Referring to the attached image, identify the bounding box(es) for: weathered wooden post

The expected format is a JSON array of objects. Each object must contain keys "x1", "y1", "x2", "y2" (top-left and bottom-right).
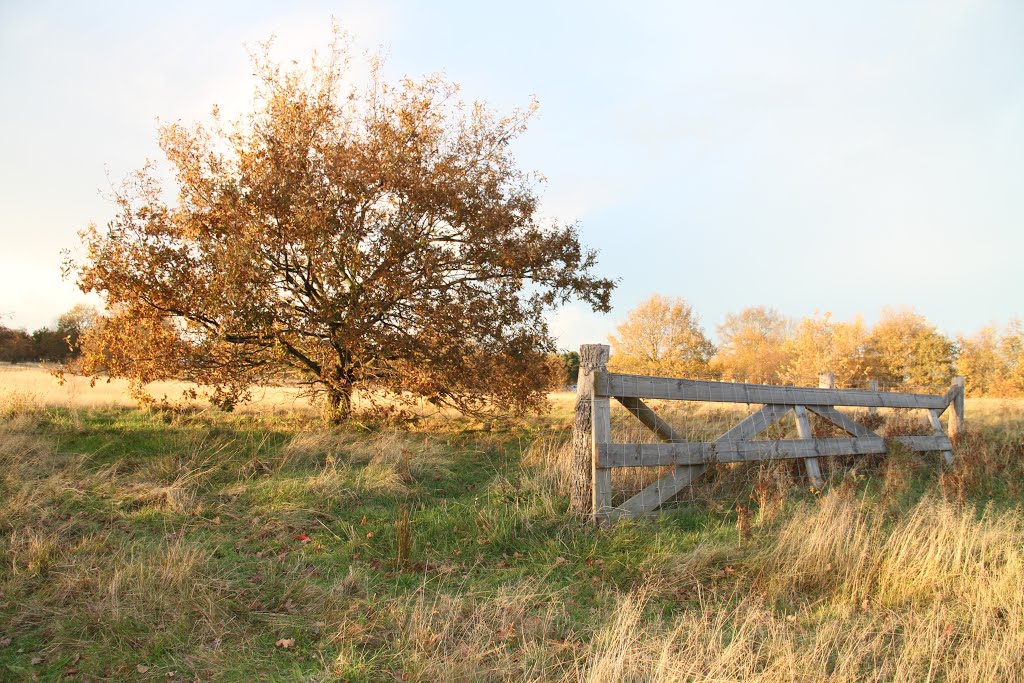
[
  {"x1": 570, "y1": 344, "x2": 610, "y2": 518},
  {"x1": 867, "y1": 380, "x2": 879, "y2": 416},
  {"x1": 795, "y1": 372, "x2": 832, "y2": 489},
  {"x1": 591, "y1": 361, "x2": 613, "y2": 525},
  {"x1": 949, "y1": 375, "x2": 965, "y2": 448}
]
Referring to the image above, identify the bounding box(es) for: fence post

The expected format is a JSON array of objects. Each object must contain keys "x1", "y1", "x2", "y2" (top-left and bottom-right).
[
  {"x1": 867, "y1": 380, "x2": 879, "y2": 415},
  {"x1": 570, "y1": 344, "x2": 610, "y2": 517},
  {"x1": 591, "y1": 357, "x2": 613, "y2": 525},
  {"x1": 794, "y1": 371, "x2": 831, "y2": 489},
  {"x1": 948, "y1": 375, "x2": 965, "y2": 448}
]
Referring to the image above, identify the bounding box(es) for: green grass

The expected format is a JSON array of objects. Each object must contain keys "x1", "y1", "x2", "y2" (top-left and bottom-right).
[{"x1": 2, "y1": 395, "x2": 1024, "y2": 681}]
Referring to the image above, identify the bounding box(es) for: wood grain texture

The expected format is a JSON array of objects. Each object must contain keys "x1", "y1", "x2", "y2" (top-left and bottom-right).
[
  {"x1": 598, "y1": 434, "x2": 953, "y2": 467},
  {"x1": 607, "y1": 403, "x2": 792, "y2": 521},
  {"x1": 949, "y1": 376, "x2": 965, "y2": 449},
  {"x1": 607, "y1": 465, "x2": 704, "y2": 522},
  {"x1": 806, "y1": 405, "x2": 877, "y2": 438},
  {"x1": 571, "y1": 344, "x2": 609, "y2": 517},
  {"x1": 596, "y1": 372, "x2": 947, "y2": 409},
  {"x1": 612, "y1": 395, "x2": 702, "y2": 522},
  {"x1": 615, "y1": 396, "x2": 685, "y2": 442},
  {"x1": 591, "y1": 393, "x2": 613, "y2": 521},
  {"x1": 719, "y1": 403, "x2": 793, "y2": 441},
  {"x1": 794, "y1": 405, "x2": 823, "y2": 487},
  {"x1": 929, "y1": 408, "x2": 954, "y2": 466}
]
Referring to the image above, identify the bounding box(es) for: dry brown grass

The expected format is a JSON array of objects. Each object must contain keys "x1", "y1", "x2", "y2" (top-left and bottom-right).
[
  {"x1": 573, "y1": 492, "x2": 1024, "y2": 682},
  {"x1": 4, "y1": 376, "x2": 1024, "y2": 680},
  {"x1": 284, "y1": 430, "x2": 452, "y2": 499}
]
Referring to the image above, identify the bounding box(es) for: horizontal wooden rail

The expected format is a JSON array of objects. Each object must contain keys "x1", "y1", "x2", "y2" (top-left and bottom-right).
[
  {"x1": 594, "y1": 372, "x2": 948, "y2": 410},
  {"x1": 598, "y1": 434, "x2": 952, "y2": 468}
]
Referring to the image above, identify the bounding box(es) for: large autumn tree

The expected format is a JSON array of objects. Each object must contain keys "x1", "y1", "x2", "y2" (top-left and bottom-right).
[{"x1": 71, "y1": 33, "x2": 614, "y2": 419}]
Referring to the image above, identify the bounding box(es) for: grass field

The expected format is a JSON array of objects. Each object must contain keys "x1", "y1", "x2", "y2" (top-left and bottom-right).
[{"x1": 3, "y1": 364, "x2": 1024, "y2": 681}]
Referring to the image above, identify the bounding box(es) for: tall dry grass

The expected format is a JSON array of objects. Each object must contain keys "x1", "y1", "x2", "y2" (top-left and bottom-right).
[
  {"x1": 282, "y1": 429, "x2": 451, "y2": 498},
  {"x1": 572, "y1": 492, "x2": 1024, "y2": 682}
]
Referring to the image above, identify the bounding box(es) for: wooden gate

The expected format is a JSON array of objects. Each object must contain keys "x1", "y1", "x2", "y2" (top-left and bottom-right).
[{"x1": 572, "y1": 344, "x2": 965, "y2": 524}]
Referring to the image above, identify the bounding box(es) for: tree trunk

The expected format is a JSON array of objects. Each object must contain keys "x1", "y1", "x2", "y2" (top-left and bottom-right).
[
  {"x1": 323, "y1": 384, "x2": 353, "y2": 424},
  {"x1": 570, "y1": 344, "x2": 610, "y2": 517}
]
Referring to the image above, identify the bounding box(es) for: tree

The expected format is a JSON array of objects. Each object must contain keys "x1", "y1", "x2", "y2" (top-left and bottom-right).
[
  {"x1": 957, "y1": 322, "x2": 1024, "y2": 397},
  {"x1": 713, "y1": 306, "x2": 792, "y2": 382},
  {"x1": 560, "y1": 350, "x2": 580, "y2": 389},
  {"x1": 29, "y1": 305, "x2": 98, "y2": 364},
  {"x1": 869, "y1": 308, "x2": 956, "y2": 389},
  {"x1": 957, "y1": 325, "x2": 1006, "y2": 396},
  {"x1": 1003, "y1": 321, "x2": 1024, "y2": 395},
  {"x1": 56, "y1": 303, "x2": 98, "y2": 355},
  {"x1": 69, "y1": 33, "x2": 613, "y2": 419},
  {"x1": 0, "y1": 326, "x2": 34, "y2": 363},
  {"x1": 608, "y1": 295, "x2": 714, "y2": 377},
  {"x1": 31, "y1": 327, "x2": 70, "y2": 363},
  {"x1": 784, "y1": 312, "x2": 878, "y2": 386}
]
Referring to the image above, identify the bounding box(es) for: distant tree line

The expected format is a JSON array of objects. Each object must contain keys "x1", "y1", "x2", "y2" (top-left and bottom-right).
[
  {"x1": 0, "y1": 305, "x2": 96, "y2": 364},
  {"x1": 605, "y1": 295, "x2": 1024, "y2": 396}
]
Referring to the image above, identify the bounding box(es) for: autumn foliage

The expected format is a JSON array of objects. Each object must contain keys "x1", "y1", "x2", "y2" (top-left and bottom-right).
[
  {"x1": 609, "y1": 296, "x2": 1022, "y2": 394},
  {"x1": 69, "y1": 34, "x2": 613, "y2": 419},
  {"x1": 607, "y1": 295, "x2": 714, "y2": 378}
]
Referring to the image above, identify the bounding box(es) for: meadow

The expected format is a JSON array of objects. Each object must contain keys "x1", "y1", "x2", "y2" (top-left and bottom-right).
[{"x1": 3, "y1": 364, "x2": 1024, "y2": 681}]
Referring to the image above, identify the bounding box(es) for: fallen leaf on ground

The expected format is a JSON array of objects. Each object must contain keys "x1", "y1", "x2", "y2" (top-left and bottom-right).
[
  {"x1": 0, "y1": 637, "x2": 10, "y2": 647},
  {"x1": 275, "y1": 638, "x2": 295, "y2": 649},
  {"x1": 137, "y1": 664, "x2": 150, "y2": 673},
  {"x1": 31, "y1": 657, "x2": 42, "y2": 665}
]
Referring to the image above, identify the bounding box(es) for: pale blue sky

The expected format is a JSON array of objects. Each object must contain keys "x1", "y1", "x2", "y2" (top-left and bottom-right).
[{"x1": 1, "y1": 0, "x2": 1021, "y2": 349}]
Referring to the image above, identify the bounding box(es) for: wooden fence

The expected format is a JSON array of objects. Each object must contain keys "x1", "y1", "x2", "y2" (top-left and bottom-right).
[{"x1": 571, "y1": 344, "x2": 966, "y2": 524}]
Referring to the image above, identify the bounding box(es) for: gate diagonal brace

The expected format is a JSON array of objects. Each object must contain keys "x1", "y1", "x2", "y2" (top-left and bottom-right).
[
  {"x1": 804, "y1": 405, "x2": 878, "y2": 439},
  {"x1": 606, "y1": 401, "x2": 793, "y2": 521}
]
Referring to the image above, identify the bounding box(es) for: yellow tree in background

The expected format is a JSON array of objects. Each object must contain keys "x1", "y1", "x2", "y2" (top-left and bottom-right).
[
  {"x1": 608, "y1": 295, "x2": 715, "y2": 377},
  {"x1": 713, "y1": 306, "x2": 791, "y2": 382},
  {"x1": 1005, "y1": 322, "x2": 1024, "y2": 394},
  {"x1": 957, "y1": 322, "x2": 1024, "y2": 396},
  {"x1": 869, "y1": 308, "x2": 956, "y2": 389},
  {"x1": 784, "y1": 312, "x2": 878, "y2": 386}
]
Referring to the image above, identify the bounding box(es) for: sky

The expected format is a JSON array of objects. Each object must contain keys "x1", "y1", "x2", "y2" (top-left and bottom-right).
[{"x1": 1, "y1": 0, "x2": 1022, "y2": 350}]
